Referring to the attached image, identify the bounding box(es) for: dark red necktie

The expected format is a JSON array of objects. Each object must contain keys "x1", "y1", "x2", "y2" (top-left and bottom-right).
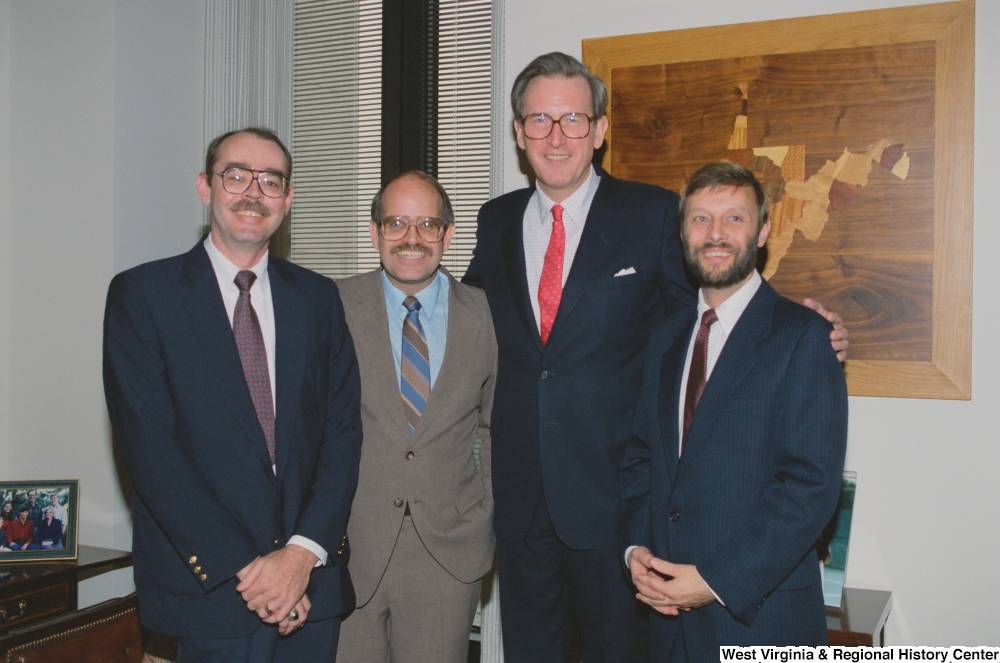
[
  {"x1": 682, "y1": 308, "x2": 718, "y2": 452},
  {"x1": 538, "y1": 204, "x2": 565, "y2": 346},
  {"x1": 233, "y1": 271, "x2": 276, "y2": 465}
]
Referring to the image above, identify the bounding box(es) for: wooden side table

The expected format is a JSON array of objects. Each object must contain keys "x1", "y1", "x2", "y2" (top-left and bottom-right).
[
  {"x1": 827, "y1": 588, "x2": 893, "y2": 646},
  {"x1": 0, "y1": 545, "x2": 132, "y2": 635}
]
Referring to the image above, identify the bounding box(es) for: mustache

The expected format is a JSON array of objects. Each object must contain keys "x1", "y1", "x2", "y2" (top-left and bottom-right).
[
  {"x1": 390, "y1": 243, "x2": 431, "y2": 256},
  {"x1": 693, "y1": 241, "x2": 739, "y2": 253},
  {"x1": 229, "y1": 200, "x2": 272, "y2": 217}
]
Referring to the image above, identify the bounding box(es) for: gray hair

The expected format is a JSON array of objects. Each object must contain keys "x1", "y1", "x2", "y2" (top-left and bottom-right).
[
  {"x1": 370, "y1": 171, "x2": 455, "y2": 226},
  {"x1": 511, "y1": 52, "x2": 608, "y2": 120},
  {"x1": 679, "y1": 161, "x2": 770, "y2": 229}
]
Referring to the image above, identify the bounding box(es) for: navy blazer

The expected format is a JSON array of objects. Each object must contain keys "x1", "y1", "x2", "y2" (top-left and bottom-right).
[
  {"x1": 619, "y1": 280, "x2": 848, "y2": 659},
  {"x1": 464, "y1": 168, "x2": 694, "y2": 550},
  {"x1": 103, "y1": 241, "x2": 362, "y2": 638}
]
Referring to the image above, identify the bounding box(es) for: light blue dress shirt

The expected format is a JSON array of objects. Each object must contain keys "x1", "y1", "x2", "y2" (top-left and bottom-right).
[{"x1": 381, "y1": 269, "x2": 449, "y2": 388}]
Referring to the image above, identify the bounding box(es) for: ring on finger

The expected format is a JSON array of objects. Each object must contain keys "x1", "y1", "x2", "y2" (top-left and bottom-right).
[
  {"x1": 263, "y1": 604, "x2": 274, "y2": 616},
  {"x1": 288, "y1": 609, "x2": 299, "y2": 622}
]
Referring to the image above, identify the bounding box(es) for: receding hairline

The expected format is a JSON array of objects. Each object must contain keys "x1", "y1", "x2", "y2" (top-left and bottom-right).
[{"x1": 214, "y1": 134, "x2": 289, "y2": 173}]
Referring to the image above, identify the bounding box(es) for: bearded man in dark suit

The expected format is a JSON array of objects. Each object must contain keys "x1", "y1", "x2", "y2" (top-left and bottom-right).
[{"x1": 621, "y1": 162, "x2": 848, "y2": 662}]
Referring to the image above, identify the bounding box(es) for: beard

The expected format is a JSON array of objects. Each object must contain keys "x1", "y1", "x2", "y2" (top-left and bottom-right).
[{"x1": 683, "y1": 232, "x2": 760, "y2": 289}]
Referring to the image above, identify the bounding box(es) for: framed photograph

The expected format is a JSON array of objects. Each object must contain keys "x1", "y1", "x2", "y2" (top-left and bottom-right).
[
  {"x1": 0, "y1": 480, "x2": 79, "y2": 562},
  {"x1": 817, "y1": 472, "x2": 857, "y2": 613}
]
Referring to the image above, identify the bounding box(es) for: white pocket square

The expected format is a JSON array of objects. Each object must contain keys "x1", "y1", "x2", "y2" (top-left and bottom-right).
[{"x1": 614, "y1": 267, "x2": 637, "y2": 277}]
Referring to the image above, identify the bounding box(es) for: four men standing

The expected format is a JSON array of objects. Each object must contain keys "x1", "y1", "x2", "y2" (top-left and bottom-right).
[{"x1": 102, "y1": 51, "x2": 849, "y2": 663}]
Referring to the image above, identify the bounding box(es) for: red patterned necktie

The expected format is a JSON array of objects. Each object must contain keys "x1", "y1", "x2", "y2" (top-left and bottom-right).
[
  {"x1": 233, "y1": 270, "x2": 276, "y2": 465},
  {"x1": 682, "y1": 308, "x2": 718, "y2": 453},
  {"x1": 538, "y1": 204, "x2": 565, "y2": 346}
]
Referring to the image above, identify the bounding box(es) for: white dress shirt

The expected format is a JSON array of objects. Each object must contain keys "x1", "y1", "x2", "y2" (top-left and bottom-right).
[
  {"x1": 677, "y1": 270, "x2": 763, "y2": 446},
  {"x1": 203, "y1": 236, "x2": 328, "y2": 567},
  {"x1": 523, "y1": 165, "x2": 601, "y2": 329},
  {"x1": 626, "y1": 271, "x2": 763, "y2": 603}
]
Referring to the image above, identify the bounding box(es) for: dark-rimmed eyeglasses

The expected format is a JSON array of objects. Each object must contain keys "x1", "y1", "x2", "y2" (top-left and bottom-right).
[
  {"x1": 377, "y1": 216, "x2": 449, "y2": 243},
  {"x1": 214, "y1": 167, "x2": 289, "y2": 198},
  {"x1": 520, "y1": 113, "x2": 593, "y2": 140}
]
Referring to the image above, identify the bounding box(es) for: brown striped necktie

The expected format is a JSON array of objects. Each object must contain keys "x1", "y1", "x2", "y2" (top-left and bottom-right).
[{"x1": 400, "y1": 296, "x2": 430, "y2": 435}]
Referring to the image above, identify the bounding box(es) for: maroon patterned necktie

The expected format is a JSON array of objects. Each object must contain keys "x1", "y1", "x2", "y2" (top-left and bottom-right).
[
  {"x1": 538, "y1": 204, "x2": 565, "y2": 346},
  {"x1": 682, "y1": 308, "x2": 718, "y2": 453},
  {"x1": 233, "y1": 270, "x2": 276, "y2": 465}
]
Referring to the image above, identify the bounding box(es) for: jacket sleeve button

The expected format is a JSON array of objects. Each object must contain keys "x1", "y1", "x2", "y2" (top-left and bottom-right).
[
  {"x1": 189, "y1": 556, "x2": 197, "y2": 565},
  {"x1": 668, "y1": 511, "x2": 681, "y2": 522},
  {"x1": 200, "y1": 574, "x2": 208, "y2": 582}
]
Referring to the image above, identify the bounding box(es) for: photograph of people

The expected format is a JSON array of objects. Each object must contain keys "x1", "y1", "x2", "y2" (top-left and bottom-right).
[
  {"x1": 4, "y1": 504, "x2": 39, "y2": 550},
  {"x1": 37, "y1": 506, "x2": 64, "y2": 549}
]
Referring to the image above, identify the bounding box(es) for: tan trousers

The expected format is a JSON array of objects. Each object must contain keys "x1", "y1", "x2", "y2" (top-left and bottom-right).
[{"x1": 337, "y1": 516, "x2": 482, "y2": 663}]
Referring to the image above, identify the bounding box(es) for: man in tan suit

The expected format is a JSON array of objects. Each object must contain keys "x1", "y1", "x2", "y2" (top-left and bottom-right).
[{"x1": 336, "y1": 171, "x2": 496, "y2": 663}]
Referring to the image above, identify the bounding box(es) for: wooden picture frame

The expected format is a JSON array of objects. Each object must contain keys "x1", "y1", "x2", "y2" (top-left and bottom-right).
[
  {"x1": 583, "y1": 1, "x2": 974, "y2": 399},
  {"x1": 0, "y1": 480, "x2": 80, "y2": 562}
]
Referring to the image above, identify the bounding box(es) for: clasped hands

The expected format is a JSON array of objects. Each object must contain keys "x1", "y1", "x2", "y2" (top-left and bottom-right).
[
  {"x1": 236, "y1": 544, "x2": 318, "y2": 635},
  {"x1": 628, "y1": 546, "x2": 716, "y2": 616}
]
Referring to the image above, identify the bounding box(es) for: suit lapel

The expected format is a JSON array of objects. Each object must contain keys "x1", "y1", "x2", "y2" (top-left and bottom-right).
[
  {"x1": 547, "y1": 174, "x2": 626, "y2": 344},
  {"x1": 501, "y1": 189, "x2": 543, "y2": 351},
  {"x1": 180, "y1": 244, "x2": 274, "y2": 476},
  {"x1": 658, "y1": 312, "x2": 696, "y2": 481},
  {"x1": 673, "y1": 283, "x2": 777, "y2": 485},
  {"x1": 350, "y1": 271, "x2": 411, "y2": 440},
  {"x1": 270, "y1": 259, "x2": 307, "y2": 484},
  {"x1": 410, "y1": 269, "x2": 481, "y2": 443}
]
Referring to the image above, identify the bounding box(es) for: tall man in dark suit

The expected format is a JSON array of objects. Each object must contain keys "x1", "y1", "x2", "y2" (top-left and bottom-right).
[
  {"x1": 336, "y1": 172, "x2": 496, "y2": 663},
  {"x1": 463, "y1": 52, "x2": 848, "y2": 662},
  {"x1": 104, "y1": 128, "x2": 362, "y2": 663},
  {"x1": 620, "y1": 162, "x2": 848, "y2": 662}
]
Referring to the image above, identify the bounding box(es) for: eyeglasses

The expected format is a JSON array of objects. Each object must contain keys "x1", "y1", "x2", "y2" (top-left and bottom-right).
[
  {"x1": 377, "y1": 216, "x2": 449, "y2": 243},
  {"x1": 520, "y1": 113, "x2": 593, "y2": 140},
  {"x1": 214, "y1": 167, "x2": 289, "y2": 198}
]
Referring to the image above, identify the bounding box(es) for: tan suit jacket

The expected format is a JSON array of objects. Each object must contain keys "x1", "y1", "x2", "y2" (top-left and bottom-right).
[{"x1": 338, "y1": 268, "x2": 496, "y2": 606}]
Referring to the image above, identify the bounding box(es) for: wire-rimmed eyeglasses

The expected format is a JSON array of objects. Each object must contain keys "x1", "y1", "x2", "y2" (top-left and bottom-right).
[
  {"x1": 214, "y1": 167, "x2": 289, "y2": 198},
  {"x1": 377, "y1": 216, "x2": 450, "y2": 243}
]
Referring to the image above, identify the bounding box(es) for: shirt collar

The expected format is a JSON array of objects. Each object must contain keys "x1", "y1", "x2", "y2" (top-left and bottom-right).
[
  {"x1": 533, "y1": 164, "x2": 600, "y2": 228},
  {"x1": 696, "y1": 270, "x2": 762, "y2": 335},
  {"x1": 203, "y1": 235, "x2": 269, "y2": 288},
  {"x1": 381, "y1": 268, "x2": 444, "y2": 321}
]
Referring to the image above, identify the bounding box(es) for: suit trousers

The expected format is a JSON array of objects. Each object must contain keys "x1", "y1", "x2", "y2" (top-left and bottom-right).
[
  {"x1": 337, "y1": 515, "x2": 482, "y2": 663},
  {"x1": 496, "y1": 484, "x2": 649, "y2": 663},
  {"x1": 176, "y1": 615, "x2": 341, "y2": 663}
]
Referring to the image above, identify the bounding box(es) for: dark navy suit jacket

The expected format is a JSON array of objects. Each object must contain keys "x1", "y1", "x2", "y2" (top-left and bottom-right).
[
  {"x1": 103, "y1": 241, "x2": 362, "y2": 638},
  {"x1": 463, "y1": 168, "x2": 694, "y2": 550},
  {"x1": 619, "y1": 280, "x2": 848, "y2": 660}
]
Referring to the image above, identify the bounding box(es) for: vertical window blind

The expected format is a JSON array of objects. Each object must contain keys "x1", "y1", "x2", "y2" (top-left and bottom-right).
[
  {"x1": 437, "y1": 0, "x2": 492, "y2": 276},
  {"x1": 291, "y1": 0, "x2": 493, "y2": 280},
  {"x1": 292, "y1": 0, "x2": 382, "y2": 277}
]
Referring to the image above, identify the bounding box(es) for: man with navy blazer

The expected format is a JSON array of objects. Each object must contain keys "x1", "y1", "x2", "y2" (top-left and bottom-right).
[
  {"x1": 104, "y1": 128, "x2": 362, "y2": 663},
  {"x1": 620, "y1": 162, "x2": 848, "y2": 662},
  {"x1": 464, "y1": 53, "x2": 848, "y2": 663}
]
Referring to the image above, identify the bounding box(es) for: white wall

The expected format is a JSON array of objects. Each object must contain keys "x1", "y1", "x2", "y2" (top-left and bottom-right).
[
  {"x1": 501, "y1": 0, "x2": 999, "y2": 645},
  {"x1": 0, "y1": 0, "x2": 205, "y2": 606}
]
